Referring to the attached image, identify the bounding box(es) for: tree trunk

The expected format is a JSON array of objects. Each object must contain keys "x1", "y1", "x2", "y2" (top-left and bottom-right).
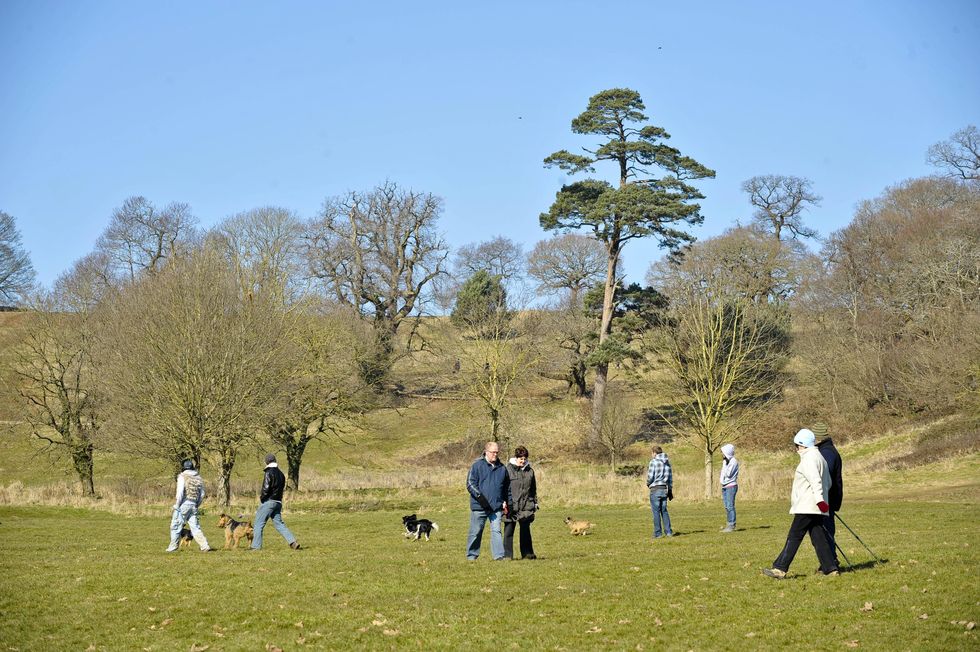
[
  {"x1": 490, "y1": 407, "x2": 500, "y2": 442},
  {"x1": 219, "y1": 448, "x2": 236, "y2": 507},
  {"x1": 72, "y1": 443, "x2": 95, "y2": 497},
  {"x1": 361, "y1": 319, "x2": 397, "y2": 389},
  {"x1": 704, "y1": 450, "x2": 714, "y2": 499},
  {"x1": 590, "y1": 368, "x2": 607, "y2": 443},
  {"x1": 571, "y1": 361, "x2": 588, "y2": 397},
  {"x1": 284, "y1": 434, "x2": 310, "y2": 491},
  {"x1": 590, "y1": 245, "x2": 619, "y2": 443}
]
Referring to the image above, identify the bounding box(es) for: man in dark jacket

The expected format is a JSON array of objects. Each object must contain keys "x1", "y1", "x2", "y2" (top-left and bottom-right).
[
  {"x1": 814, "y1": 422, "x2": 843, "y2": 566},
  {"x1": 465, "y1": 441, "x2": 511, "y2": 560},
  {"x1": 250, "y1": 453, "x2": 301, "y2": 550}
]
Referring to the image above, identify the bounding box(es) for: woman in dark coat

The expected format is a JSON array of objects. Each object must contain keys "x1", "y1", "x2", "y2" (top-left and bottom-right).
[{"x1": 503, "y1": 445, "x2": 538, "y2": 560}]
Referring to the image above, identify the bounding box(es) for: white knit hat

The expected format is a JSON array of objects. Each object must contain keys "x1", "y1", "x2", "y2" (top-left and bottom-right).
[
  {"x1": 793, "y1": 428, "x2": 816, "y2": 448},
  {"x1": 721, "y1": 443, "x2": 735, "y2": 458}
]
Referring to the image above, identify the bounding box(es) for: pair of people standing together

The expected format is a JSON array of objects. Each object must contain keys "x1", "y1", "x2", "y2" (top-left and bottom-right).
[
  {"x1": 465, "y1": 442, "x2": 538, "y2": 560},
  {"x1": 645, "y1": 443, "x2": 740, "y2": 539}
]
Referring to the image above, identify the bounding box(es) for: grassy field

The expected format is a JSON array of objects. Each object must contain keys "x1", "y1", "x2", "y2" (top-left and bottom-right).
[
  {"x1": 3, "y1": 313, "x2": 979, "y2": 650},
  {"x1": 1, "y1": 500, "x2": 977, "y2": 651}
]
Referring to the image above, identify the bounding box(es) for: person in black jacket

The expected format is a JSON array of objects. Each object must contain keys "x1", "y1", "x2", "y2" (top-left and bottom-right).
[
  {"x1": 813, "y1": 422, "x2": 842, "y2": 566},
  {"x1": 502, "y1": 445, "x2": 538, "y2": 560},
  {"x1": 249, "y1": 453, "x2": 301, "y2": 550}
]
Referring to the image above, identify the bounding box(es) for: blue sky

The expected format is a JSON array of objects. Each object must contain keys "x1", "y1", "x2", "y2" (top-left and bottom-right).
[{"x1": 2, "y1": 1, "x2": 978, "y2": 289}]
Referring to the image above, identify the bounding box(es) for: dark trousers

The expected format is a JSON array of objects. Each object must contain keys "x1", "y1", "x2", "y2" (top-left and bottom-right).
[
  {"x1": 503, "y1": 518, "x2": 534, "y2": 559},
  {"x1": 773, "y1": 513, "x2": 839, "y2": 573}
]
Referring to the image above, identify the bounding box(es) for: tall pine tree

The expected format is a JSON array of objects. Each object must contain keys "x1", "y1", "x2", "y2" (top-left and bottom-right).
[{"x1": 541, "y1": 88, "x2": 714, "y2": 443}]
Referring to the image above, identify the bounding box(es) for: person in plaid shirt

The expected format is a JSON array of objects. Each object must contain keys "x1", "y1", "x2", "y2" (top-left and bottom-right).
[{"x1": 645, "y1": 446, "x2": 674, "y2": 538}]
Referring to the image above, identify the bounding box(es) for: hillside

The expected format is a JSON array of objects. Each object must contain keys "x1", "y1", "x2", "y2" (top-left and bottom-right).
[{"x1": 2, "y1": 308, "x2": 978, "y2": 511}]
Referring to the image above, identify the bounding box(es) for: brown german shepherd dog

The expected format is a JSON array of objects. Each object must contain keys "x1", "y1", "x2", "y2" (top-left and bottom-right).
[{"x1": 217, "y1": 513, "x2": 255, "y2": 549}]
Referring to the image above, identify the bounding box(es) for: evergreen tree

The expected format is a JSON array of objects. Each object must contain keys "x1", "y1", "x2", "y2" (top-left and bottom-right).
[{"x1": 541, "y1": 88, "x2": 714, "y2": 442}]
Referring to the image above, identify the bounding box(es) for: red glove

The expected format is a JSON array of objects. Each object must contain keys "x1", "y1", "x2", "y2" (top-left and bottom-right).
[{"x1": 817, "y1": 501, "x2": 829, "y2": 514}]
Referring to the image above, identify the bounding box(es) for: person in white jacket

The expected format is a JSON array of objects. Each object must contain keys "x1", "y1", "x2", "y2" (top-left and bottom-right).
[
  {"x1": 166, "y1": 459, "x2": 212, "y2": 552},
  {"x1": 762, "y1": 429, "x2": 839, "y2": 578},
  {"x1": 718, "y1": 443, "x2": 739, "y2": 533}
]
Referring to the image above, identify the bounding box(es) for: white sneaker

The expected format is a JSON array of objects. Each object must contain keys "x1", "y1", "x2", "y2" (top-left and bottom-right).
[{"x1": 165, "y1": 547, "x2": 178, "y2": 553}]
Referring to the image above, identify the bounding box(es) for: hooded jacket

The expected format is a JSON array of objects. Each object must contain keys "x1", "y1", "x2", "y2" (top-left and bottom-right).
[
  {"x1": 173, "y1": 469, "x2": 205, "y2": 508},
  {"x1": 504, "y1": 458, "x2": 538, "y2": 522},
  {"x1": 817, "y1": 437, "x2": 843, "y2": 512},
  {"x1": 790, "y1": 447, "x2": 831, "y2": 514},
  {"x1": 719, "y1": 444, "x2": 739, "y2": 488}
]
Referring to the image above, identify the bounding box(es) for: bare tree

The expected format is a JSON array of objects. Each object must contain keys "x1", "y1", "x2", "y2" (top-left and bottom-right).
[
  {"x1": 210, "y1": 206, "x2": 304, "y2": 307},
  {"x1": 537, "y1": 300, "x2": 595, "y2": 397},
  {"x1": 741, "y1": 175, "x2": 821, "y2": 241},
  {"x1": 648, "y1": 226, "x2": 814, "y2": 306},
  {"x1": 454, "y1": 306, "x2": 544, "y2": 442},
  {"x1": 97, "y1": 196, "x2": 198, "y2": 281},
  {"x1": 305, "y1": 181, "x2": 449, "y2": 388},
  {"x1": 657, "y1": 294, "x2": 789, "y2": 498},
  {"x1": 527, "y1": 233, "x2": 607, "y2": 306},
  {"x1": 16, "y1": 294, "x2": 99, "y2": 495},
  {"x1": 653, "y1": 233, "x2": 792, "y2": 497},
  {"x1": 800, "y1": 177, "x2": 980, "y2": 415},
  {"x1": 927, "y1": 125, "x2": 980, "y2": 184},
  {"x1": 100, "y1": 248, "x2": 290, "y2": 505},
  {"x1": 53, "y1": 251, "x2": 118, "y2": 312},
  {"x1": 596, "y1": 383, "x2": 640, "y2": 469},
  {"x1": 271, "y1": 305, "x2": 370, "y2": 489},
  {"x1": 455, "y1": 236, "x2": 525, "y2": 281},
  {"x1": 0, "y1": 211, "x2": 36, "y2": 305}
]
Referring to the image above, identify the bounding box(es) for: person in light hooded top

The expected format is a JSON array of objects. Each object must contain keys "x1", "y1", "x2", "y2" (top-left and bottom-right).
[
  {"x1": 166, "y1": 459, "x2": 212, "y2": 552},
  {"x1": 762, "y1": 429, "x2": 840, "y2": 578},
  {"x1": 718, "y1": 443, "x2": 739, "y2": 533}
]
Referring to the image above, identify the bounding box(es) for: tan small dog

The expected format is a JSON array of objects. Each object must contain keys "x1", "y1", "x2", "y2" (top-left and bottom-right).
[
  {"x1": 217, "y1": 513, "x2": 254, "y2": 549},
  {"x1": 564, "y1": 516, "x2": 594, "y2": 536}
]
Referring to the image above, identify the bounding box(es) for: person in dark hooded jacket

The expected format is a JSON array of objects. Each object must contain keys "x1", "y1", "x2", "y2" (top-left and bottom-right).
[
  {"x1": 814, "y1": 422, "x2": 843, "y2": 566},
  {"x1": 503, "y1": 445, "x2": 538, "y2": 560}
]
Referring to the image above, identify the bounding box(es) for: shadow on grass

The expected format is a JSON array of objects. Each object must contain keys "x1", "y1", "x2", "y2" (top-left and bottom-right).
[
  {"x1": 766, "y1": 559, "x2": 889, "y2": 580},
  {"x1": 843, "y1": 559, "x2": 888, "y2": 573}
]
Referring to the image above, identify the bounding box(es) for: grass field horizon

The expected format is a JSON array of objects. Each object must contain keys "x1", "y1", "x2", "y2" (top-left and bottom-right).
[
  {"x1": 2, "y1": 500, "x2": 977, "y2": 651},
  {"x1": 2, "y1": 411, "x2": 979, "y2": 650}
]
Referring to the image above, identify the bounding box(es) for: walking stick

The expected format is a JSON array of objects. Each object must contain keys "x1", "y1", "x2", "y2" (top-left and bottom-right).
[
  {"x1": 835, "y1": 513, "x2": 883, "y2": 564},
  {"x1": 822, "y1": 523, "x2": 853, "y2": 570}
]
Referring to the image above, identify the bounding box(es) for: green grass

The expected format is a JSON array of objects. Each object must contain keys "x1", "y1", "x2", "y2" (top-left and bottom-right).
[{"x1": 2, "y1": 501, "x2": 977, "y2": 651}]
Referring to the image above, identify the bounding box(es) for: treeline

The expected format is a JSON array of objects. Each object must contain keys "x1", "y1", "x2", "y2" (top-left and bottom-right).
[{"x1": 2, "y1": 91, "x2": 978, "y2": 500}]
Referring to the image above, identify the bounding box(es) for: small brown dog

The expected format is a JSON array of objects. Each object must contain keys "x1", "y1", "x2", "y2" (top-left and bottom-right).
[
  {"x1": 564, "y1": 516, "x2": 594, "y2": 536},
  {"x1": 217, "y1": 513, "x2": 254, "y2": 549}
]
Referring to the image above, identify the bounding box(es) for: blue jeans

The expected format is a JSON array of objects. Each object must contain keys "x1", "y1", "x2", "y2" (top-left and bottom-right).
[
  {"x1": 251, "y1": 500, "x2": 296, "y2": 549},
  {"x1": 649, "y1": 487, "x2": 672, "y2": 537},
  {"x1": 722, "y1": 486, "x2": 738, "y2": 525},
  {"x1": 167, "y1": 501, "x2": 209, "y2": 551},
  {"x1": 466, "y1": 509, "x2": 504, "y2": 559}
]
